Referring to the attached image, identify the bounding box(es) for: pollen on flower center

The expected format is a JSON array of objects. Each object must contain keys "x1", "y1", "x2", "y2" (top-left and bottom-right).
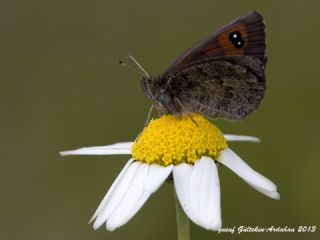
[{"x1": 132, "y1": 114, "x2": 228, "y2": 166}]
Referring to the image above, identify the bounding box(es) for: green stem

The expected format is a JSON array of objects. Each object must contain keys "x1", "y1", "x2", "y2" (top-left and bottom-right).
[{"x1": 174, "y1": 191, "x2": 190, "y2": 240}]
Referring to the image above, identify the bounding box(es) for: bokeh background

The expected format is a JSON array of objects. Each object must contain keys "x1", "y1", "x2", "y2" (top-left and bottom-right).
[{"x1": 1, "y1": 0, "x2": 319, "y2": 239}]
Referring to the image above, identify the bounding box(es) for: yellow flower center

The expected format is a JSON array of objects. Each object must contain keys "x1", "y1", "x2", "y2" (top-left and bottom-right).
[{"x1": 132, "y1": 114, "x2": 228, "y2": 166}]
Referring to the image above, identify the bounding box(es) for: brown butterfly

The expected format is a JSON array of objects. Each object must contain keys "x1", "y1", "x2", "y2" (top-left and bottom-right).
[{"x1": 139, "y1": 11, "x2": 266, "y2": 120}]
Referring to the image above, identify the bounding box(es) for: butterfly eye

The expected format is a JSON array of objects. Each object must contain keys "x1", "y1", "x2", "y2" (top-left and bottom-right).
[
  {"x1": 141, "y1": 77, "x2": 156, "y2": 100},
  {"x1": 229, "y1": 31, "x2": 244, "y2": 48}
]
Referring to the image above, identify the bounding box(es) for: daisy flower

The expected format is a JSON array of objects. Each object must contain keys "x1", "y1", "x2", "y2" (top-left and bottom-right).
[{"x1": 60, "y1": 114, "x2": 279, "y2": 232}]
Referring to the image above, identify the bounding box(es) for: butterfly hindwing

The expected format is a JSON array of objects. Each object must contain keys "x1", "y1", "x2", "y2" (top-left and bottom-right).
[{"x1": 164, "y1": 55, "x2": 266, "y2": 120}]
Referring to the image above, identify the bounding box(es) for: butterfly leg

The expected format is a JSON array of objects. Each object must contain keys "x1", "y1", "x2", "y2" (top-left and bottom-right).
[
  {"x1": 135, "y1": 104, "x2": 154, "y2": 142},
  {"x1": 174, "y1": 98, "x2": 198, "y2": 127},
  {"x1": 144, "y1": 104, "x2": 154, "y2": 128}
]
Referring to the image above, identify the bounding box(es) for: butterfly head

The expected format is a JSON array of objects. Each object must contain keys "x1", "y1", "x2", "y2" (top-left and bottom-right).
[
  {"x1": 141, "y1": 75, "x2": 183, "y2": 115},
  {"x1": 141, "y1": 76, "x2": 159, "y2": 100}
]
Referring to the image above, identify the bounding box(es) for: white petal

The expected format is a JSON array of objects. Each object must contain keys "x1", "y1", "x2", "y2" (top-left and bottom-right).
[
  {"x1": 60, "y1": 142, "x2": 133, "y2": 156},
  {"x1": 173, "y1": 163, "x2": 196, "y2": 223},
  {"x1": 173, "y1": 160, "x2": 221, "y2": 231},
  {"x1": 93, "y1": 161, "x2": 139, "y2": 229},
  {"x1": 89, "y1": 159, "x2": 134, "y2": 224},
  {"x1": 106, "y1": 162, "x2": 149, "y2": 231},
  {"x1": 144, "y1": 164, "x2": 173, "y2": 192},
  {"x1": 99, "y1": 142, "x2": 133, "y2": 149},
  {"x1": 224, "y1": 134, "x2": 260, "y2": 143},
  {"x1": 91, "y1": 161, "x2": 172, "y2": 231},
  {"x1": 120, "y1": 164, "x2": 173, "y2": 228},
  {"x1": 246, "y1": 183, "x2": 280, "y2": 199},
  {"x1": 105, "y1": 163, "x2": 172, "y2": 231},
  {"x1": 190, "y1": 157, "x2": 221, "y2": 230},
  {"x1": 218, "y1": 148, "x2": 280, "y2": 199}
]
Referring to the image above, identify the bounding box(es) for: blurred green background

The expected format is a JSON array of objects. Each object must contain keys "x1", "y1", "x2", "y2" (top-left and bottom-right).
[{"x1": 1, "y1": 0, "x2": 319, "y2": 239}]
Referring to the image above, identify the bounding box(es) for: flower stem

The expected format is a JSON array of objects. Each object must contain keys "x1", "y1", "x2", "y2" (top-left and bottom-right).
[{"x1": 174, "y1": 191, "x2": 190, "y2": 240}]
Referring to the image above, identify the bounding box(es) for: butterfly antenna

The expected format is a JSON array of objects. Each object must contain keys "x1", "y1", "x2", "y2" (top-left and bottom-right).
[
  {"x1": 127, "y1": 53, "x2": 151, "y2": 79},
  {"x1": 119, "y1": 60, "x2": 147, "y2": 77}
]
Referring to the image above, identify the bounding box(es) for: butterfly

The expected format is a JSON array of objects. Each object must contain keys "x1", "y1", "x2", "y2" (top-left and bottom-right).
[{"x1": 134, "y1": 11, "x2": 266, "y2": 120}]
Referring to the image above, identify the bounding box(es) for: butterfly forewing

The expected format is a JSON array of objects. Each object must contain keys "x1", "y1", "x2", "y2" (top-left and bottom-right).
[{"x1": 165, "y1": 11, "x2": 266, "y2": 74}]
